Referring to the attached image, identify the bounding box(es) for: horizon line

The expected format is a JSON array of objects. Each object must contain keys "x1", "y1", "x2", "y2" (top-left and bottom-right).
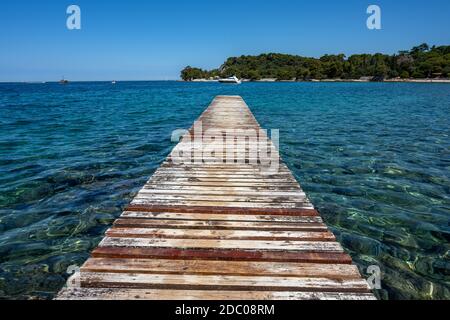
[{"x1": 0, "y1": 79, "x2": 182, "y2": 84}]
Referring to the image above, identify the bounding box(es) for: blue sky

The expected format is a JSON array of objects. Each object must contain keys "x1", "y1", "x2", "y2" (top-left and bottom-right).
[{"x1": 1, "y1": 0, "x2": 450, "y2": 81}]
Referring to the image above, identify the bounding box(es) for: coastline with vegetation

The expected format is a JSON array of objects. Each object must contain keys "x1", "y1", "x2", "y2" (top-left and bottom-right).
[{"x1": 181, "y1": 43, "x2": 450, "y2": 83}]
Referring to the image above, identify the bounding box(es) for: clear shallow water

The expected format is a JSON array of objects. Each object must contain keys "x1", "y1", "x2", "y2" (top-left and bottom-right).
[{"x1": 0, "y1": 81, "x2": 449, "y2": 299}]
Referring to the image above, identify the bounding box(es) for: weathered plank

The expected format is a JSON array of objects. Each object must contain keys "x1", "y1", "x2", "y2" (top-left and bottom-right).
[
  {"x1": 137, "y1": 189, "x2": 306, "y2": 198},
  {"x1": 91, "y1": 247, "x2": 353, "y2": 263},
  {"x1": 57, "y1": 288, "x2": 377, "y2": 300},
  {"x1": 98, "y1": 237, "x2": 345, "y2": 252},
  {"x1": 106, "y1": 228, "x2": 335, "y2": 241},
  {"x1": 112, "y1": 218, "x2": 328, "y2": 231},
  {"x1": 131, "y1": 199, "x2": 314, "y2": 209},
  {"x1": 125, "y1": 205, "x2": 320, "y2": 216},
  {"x1": 81, "y1": 259, "x2": 360, "y2": 278},
  {"x1": 134, "y1": 193, "x2": 307, "y2": 203},
  {"x1": 78, "y1": 272, "x2": 371, "y2": 293},
  {"x1": 121, "y1": 211, "x2": 323, "y2": 223}
]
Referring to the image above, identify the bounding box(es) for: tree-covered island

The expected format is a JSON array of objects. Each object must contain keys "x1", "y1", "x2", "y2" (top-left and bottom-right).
[{"x1": 181, "y1": 44, "x2": 450, "y2": 81}]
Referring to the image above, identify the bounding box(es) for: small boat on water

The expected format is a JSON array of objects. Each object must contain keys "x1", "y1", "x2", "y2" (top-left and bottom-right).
[
  {"x1": 219, "y1": 76, "x2": 241, "y2": 84},
  {"x1": 112, "y1": 80, "x2": 117, "y2": 84},
  {"x1": 59, "y1": 77, "x2": 69, "y2": 84}
]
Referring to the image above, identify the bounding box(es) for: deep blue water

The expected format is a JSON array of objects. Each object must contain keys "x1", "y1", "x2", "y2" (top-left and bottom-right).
[{"x1": 0, "y1": 81, "x2": 449, "y2": 299}]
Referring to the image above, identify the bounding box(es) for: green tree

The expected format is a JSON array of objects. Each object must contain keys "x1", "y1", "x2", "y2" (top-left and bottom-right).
[
  {"x1": 181, "y1": 66, "x2": 207, "y2": 81},
  {"x1": 400, "y1": 71, "x2": 410, "y2": 78}
]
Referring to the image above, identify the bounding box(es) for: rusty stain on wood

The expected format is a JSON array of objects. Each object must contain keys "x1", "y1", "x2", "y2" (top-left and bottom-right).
[{"x1": 57, "y1": 96, "x2": 375, "y2": 300}]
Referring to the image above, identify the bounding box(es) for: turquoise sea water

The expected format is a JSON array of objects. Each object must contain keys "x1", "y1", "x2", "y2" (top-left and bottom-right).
[{"x1": 0, "y1": 81, "x2": 449, "y2": 299}]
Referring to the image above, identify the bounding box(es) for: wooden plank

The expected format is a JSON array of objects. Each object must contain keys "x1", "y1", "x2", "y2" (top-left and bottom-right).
[
  {"x1": 160, "y1": 163, "x2": 290, "y2": 170},
  {"x1": 133, "y1": 194, "x2": 308, "y2": 204},
  {"x1": 131, "y1": 199, "x2": 314, "y2": 209},
  {"x1": 106, "y1": 228, "x2": 336, "y2": 241},
  {"x1": 113, "y1": 218, "x2": 328, "y2": 232},
  {"x1": 78, "y1": 272, "x2": 371, "y2": 293},
  {"x1": 150, "y1": 177, "x2": 299, "y2": 183},
  {"x1": 166, "y1": 159, "x2": 279, "y2": 165},
  {"x1": 146, "y1": 184, "x2": 298, "y2": 190},
  {"x1": 81, "y1": 258, "x2": 360, "y2": 279},
  {"x1": 125, "y1": 205, "x2": 320, "y2": 216},
  {"x1": 98, "y1": 237, "x2": 345, "y2": 252},
  {"x1": 121, "y1": 211, "x2": 323, "y2": 223},
  {"x1": 135, "y1": 191, "x2": 306, "y2": 200},
  {"x1": 158, "y1": 165, "x2": 290, "y2": 172},
  {"x1": 146, "y1": 181, "x2": 302, "y2": 188},
  {"x1": 92, "y1": 247, "x2": 353, "y2": 264},
  {"x1": 152, "y1": 171, "x2": 289, "y2": 177},
  {"x1": 57, "y1": 288, "x2": 376, "y2": 300},
  {"x1": 138, "y1": 189, "x2": 306, "y2": 198},
  {"x1": 143, "y1": 185, "x2": 302, "y2": 192}
]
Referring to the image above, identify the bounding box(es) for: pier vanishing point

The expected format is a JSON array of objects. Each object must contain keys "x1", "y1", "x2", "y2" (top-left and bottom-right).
[{"x1": 57, "y1": 96, "x2": 375, "y2": 300}]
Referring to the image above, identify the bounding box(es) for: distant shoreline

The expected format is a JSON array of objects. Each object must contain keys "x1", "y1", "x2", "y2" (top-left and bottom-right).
[
  {"x1": 181, "y1": 45, "x2": 450, "y2": 83},
  {"x1": 187, "y1": 78, "x2": 450, "y2": 83},
  {"x1": 2, "y1": 78, "x2": 450, "y2": 84}
]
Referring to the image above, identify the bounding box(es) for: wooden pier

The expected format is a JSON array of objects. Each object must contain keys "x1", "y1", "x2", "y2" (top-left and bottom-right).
[{"x1": 57, "y1": 96, "x2": 375, "y2": 300}]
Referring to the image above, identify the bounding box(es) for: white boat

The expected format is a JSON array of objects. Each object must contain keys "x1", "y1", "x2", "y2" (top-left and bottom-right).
[
  {"x1": 112, "y1": 80, "x2": 117, "y2": 84},
  {"x1": 219, "y1": 76, "x2": 241, "y2": 84}
]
